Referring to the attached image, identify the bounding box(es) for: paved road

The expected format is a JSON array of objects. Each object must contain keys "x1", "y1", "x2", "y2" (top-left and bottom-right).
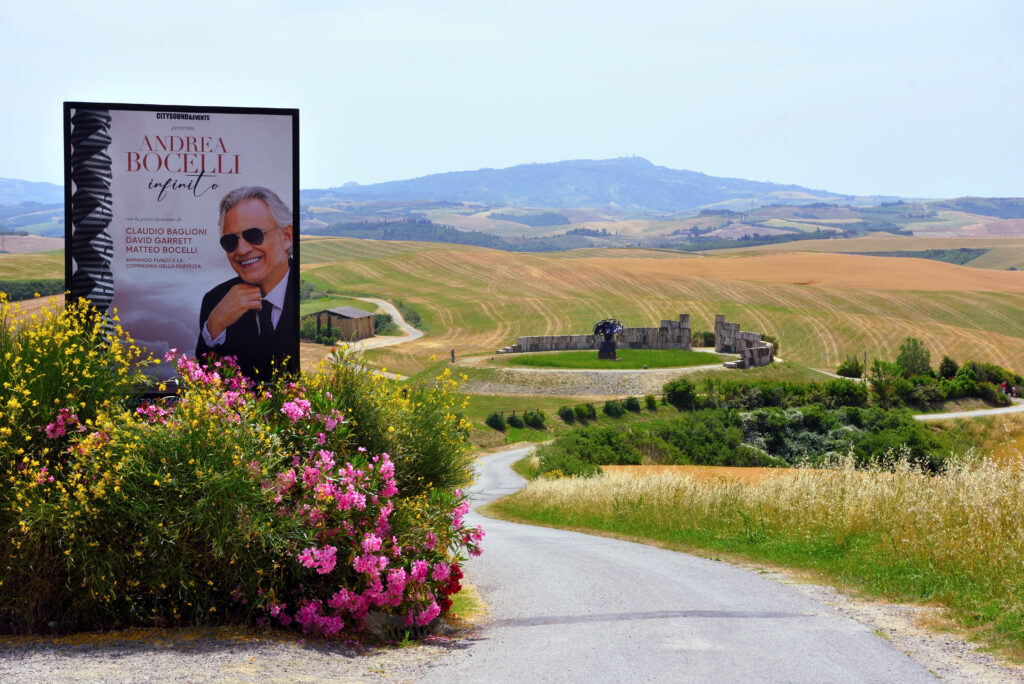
[
  {"x1": 914, "y1": 398, "x2": 1024, "y2": 421},
  {"x1": 351, "y1": 296, "x2": 424, "y2": 350},
  {"x1": 419, "y1": 447, "x2": 936, "y2": 683}
]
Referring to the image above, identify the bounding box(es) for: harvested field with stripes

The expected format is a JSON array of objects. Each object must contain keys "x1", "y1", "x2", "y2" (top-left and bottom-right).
[
  {"x1": 300, "y1": 237, "x2": 1024, "y2": 375},
  {"x1": 7, "y1": 236, "x2": 1024, "y2": 378}
]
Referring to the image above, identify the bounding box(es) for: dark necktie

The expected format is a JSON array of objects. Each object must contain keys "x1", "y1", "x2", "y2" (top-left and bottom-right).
[{"x1": 259, "y1": 299, "x2": 274, "y2": 338}]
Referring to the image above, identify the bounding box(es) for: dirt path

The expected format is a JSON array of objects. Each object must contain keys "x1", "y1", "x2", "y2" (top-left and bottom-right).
[{"x1": 457, "y1": 350, "x2": 731, "y2": 398}]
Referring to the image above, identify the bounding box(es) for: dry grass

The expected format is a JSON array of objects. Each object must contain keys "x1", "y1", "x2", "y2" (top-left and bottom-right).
[{"x1": 601, "y1": 464, "x2": 798, "y2": 484}]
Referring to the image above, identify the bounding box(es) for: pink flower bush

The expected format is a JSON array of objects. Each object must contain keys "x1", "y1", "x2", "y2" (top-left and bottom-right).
[{"x1": 129, "y1": 351, "x2": 487, "y2": 637}]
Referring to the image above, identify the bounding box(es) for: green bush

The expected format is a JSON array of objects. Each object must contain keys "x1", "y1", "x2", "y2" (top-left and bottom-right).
[
  {"x1": 693, "y1": 331, "x2": 716, "y2": 347},
  {"x1": 644, "y1": 394, "x2": 658, "y2": 411},
  {"x1": 523, "y1": 410, "x2": 546, "y2": 430},
  {"x1": 663, "y1": 378, "x2": 698, "y2": 410},
  {"x1": 836, "y1": 356, "x2": 865, "y2": 378},
  {"x1": 895, "y1": 337, "x2": 932, "y2": 377},
  {"x1": 507, "y1": 414, "x2": 525, "y2": 429},
  {"x1": 624, "y1": 397, "x2": 641, "y2": 412},
  {"x1": 603, "y1": 400, "x2": 625, "y2": 417},
  {"x1": 938, "y1": 355, "x2": 958, "y2": 380},
  {"x1": 533, "y1": 445, "x2": 602, "y2": 478},
  {"x1": 573, "y1": 405, "x2": 589, "y2": 422},
  {"x1": 485, "y1": 411, "x2": 507, "y2": 432},
  {"x1": 373, "y1": 313, "x2": 398, "y2": 335},
  {"x1": 0, "y1": 279, "x2": 65, "y2": 301},
  {"x1": 558, "y1": 405, "x2": 575, "y2": 423},
  {"x1": 822, "y1": 378, "x2": 869, "y2": 408},
  {"x1": 538, "y1": 425, "x2": 642, "y2": 474}
]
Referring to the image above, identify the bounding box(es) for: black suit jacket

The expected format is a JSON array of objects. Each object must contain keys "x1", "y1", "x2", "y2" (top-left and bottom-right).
[{"x1": 195, "y1": 268, "x2": 298, "y2": 380}]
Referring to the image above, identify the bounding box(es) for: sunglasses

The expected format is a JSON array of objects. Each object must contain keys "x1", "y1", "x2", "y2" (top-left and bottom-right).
[{"x1": 219, "y1": 226, "x2": 280, "y2": 252}]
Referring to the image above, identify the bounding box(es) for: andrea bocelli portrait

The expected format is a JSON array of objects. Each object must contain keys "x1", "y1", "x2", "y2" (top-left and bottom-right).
[{"x1": 196, "y1": 186, "x2": 298, "y2": 379}]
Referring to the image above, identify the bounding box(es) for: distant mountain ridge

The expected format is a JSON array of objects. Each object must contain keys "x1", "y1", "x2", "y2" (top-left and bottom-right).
[
  {"x1": 303, "y1": 157, "x2": 862, "y2": 212},
  {"x1": 0, "y1": 178, "x2": 64, "y2": 205}
]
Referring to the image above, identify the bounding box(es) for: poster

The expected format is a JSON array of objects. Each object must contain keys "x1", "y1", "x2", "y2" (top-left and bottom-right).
[{"x1": 63, "y1": 103, "x2": 299, "y2": 382}]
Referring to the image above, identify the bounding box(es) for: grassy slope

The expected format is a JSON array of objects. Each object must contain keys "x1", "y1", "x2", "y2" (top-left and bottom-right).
[
  {"x1": 0, "y1": 250, "x2": 63, "y2": 279},
  {"x1": 300, "y1": 237, "x2": 1024, "y2": 376}
]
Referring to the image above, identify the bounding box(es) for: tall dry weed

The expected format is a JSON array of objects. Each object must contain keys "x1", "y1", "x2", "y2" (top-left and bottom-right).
[{"x1": 510, "y1": 452, "x2": 1024, "y2": 586}]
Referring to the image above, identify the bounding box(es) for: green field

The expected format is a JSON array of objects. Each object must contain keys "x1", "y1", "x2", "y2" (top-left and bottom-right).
[{"x1": 503, "y1": 348, "x2": 722, "y2": 369}]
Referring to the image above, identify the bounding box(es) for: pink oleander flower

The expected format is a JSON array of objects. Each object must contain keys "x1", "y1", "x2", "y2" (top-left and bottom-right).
[
  {"x1": 424, "y1": 531, "x2": 437, "y2": 551},
  {"x1": 280, "y1": 398, "x2": 312, "y2": 423},
  {"x1": 416, "y1": 600, "x2": 441, "y2": 626},
  {"x1": 362, "y1": 533, "x2": 383, "y2": 552},
  {"x1": 353, "y1": 552, "x2": 380, "y2": 575},
  {"x1": 411, "y1": 560, "x2": 429, "y2": 583},
  {"x1": 297, "y1": 545, "x2": 337, "y2": 574},
  {"x1": 431, "y1": 562, "x2": 451, "y2": 582}
]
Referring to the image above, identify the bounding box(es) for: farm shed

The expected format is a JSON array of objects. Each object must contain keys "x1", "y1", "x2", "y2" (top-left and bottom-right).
[{"x1": 303, "y1": 306, "x2": 374, "y2": 341}]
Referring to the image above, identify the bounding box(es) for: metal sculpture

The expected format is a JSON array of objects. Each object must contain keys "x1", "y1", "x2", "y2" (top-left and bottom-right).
[{"x1": 593, "y1": 319, "x2": 624, "y2": 360}]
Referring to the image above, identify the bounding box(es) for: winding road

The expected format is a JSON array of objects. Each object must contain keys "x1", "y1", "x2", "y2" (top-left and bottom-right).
[{"x1": 418, "y1": 446, "x2": 938, "y2": 683}]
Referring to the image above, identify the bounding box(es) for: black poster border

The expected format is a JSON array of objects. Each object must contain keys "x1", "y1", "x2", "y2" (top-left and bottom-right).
[{"x1": 62, "y1": 101, "x2": 301, "y2": 388}]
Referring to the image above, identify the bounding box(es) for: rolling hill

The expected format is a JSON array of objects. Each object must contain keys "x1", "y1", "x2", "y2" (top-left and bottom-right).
[{"x1": 302, "y1": 157, "x2": 868, "y2": 212}]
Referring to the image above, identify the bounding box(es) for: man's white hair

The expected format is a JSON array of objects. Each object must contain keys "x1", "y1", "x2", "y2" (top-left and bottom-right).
[{"x1": 218, "y1": 186, "x2": 293, "y2": 234}]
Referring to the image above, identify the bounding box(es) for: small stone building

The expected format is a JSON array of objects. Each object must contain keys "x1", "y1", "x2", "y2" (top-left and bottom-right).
[
  {"x1": 715, "y1": 314, "x2": 774, "y2": 368},
  {"x1": 498, "y1": 314, "x2": 692, "y2": 353},
  {"x1": 304, "y1": 306, "x2": 374, "y2": 341}
]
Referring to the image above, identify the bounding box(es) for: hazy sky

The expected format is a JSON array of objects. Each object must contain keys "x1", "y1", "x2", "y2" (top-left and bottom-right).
[{"x1": 1, "y1": 0, "x2": 1021, "y2": 198}]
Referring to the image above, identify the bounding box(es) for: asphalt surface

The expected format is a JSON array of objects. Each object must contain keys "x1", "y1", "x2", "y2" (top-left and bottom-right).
[{"x1": 419, "y1": 446, "x2": 937, "y2": 683}]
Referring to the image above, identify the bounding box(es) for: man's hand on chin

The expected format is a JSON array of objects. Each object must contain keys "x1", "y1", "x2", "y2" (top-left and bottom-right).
[{"x1": 207, "y1": 283, "x2": 264, "y2": 339}]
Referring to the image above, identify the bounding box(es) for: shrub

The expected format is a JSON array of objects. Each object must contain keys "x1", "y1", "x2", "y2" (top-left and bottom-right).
[
  {"x1": 693, "y1": 330, "x2": 716, "y2": 347},
  {"x1": 506, "y1": 414, "x2": 525, "y2": 429},
  {"x1": 523, "y1": 410, "x2": 546, "y2": 430},
  {"x1": 533, "y1": 445, "x2": 601, "y2": 478},
  {"x1": 1, "y1": 338, "x2": 483, "y2": 634},
  {"x1": 938, "y1": 355, "x2": 958, "y2": 380},
  {"x1": 624, "y1": 397, "x2": 641, "y2": 412},
  {"x1": 822, "y1": 378, "x2": 869, "y2": 408},
  {"x1": 663, "y1": 378, "x2": 698, "y2": 410},
  {"x1": 373, "y1": 313, "x2": 398, "y2": 335},
  {"x1": 573, "y1": 405, "x2": 589, "y2": 422},
  {"x1": 895, "y1": 337, "x2": 932, "y2": 377},
  {"x1": 644, "y1": 394, "x2": 658, "y2": 411},
  {"x1": 485, "y1": 412, "x2": 507, "y2": 432},
  {"x1": 323, "y1": 348, "x2": 472, "y2": 495},
  {"x1": 557, "y1": 405, "x2": 575, "y2": 423},
  {"x1": 911, "y1": 382, "x2": 944, "y2": 405},
  {"x1": 603, "y1": 400, "x2": 625, "y2": 417},
  {"x1": 836, "y1": 356, "x2": 865, "y2": 378},
  {"x1": 538, "y1": 425, "x2": 642, "y2": 472},
  {"x1": 0, "y1": 279, "x2": 65, "y2": 301}
]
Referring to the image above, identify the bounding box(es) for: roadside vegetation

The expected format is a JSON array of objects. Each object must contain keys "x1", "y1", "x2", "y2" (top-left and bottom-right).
[
  {"x1": 506, "y1": 338, "x2": 1022, "y2": 477},
  {"x1": 0, "y1": 295, "x2": 481, "y2": 637}
]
